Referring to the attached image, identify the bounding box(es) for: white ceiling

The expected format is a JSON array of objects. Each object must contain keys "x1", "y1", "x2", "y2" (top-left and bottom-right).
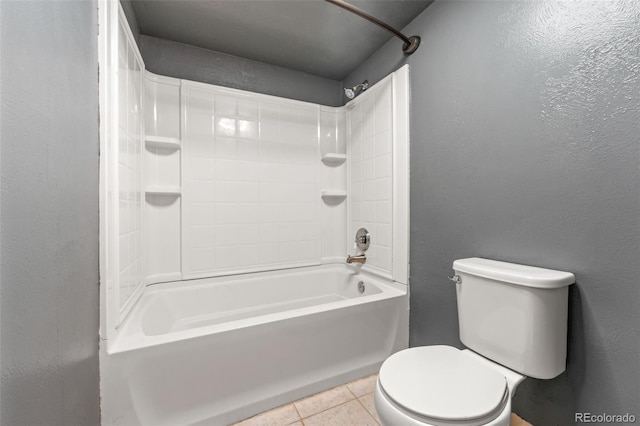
[{"x1": 129, "y1": 0, "x2": 432, "y2": 81}]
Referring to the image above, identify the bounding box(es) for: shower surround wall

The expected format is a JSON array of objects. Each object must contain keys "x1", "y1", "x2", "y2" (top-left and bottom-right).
[
  {"x1": 137, "y1": 72, "x2": 408, "y2": 286},
  {"x1": 348, "y1": 75, "x2": 409, "y2": 281},
  {"x1": 101, "y1": 1, "x2": 146, "y2": 334},
  {"x1": 144, "y1": 73, "x2": 181, "y2": 284},
  {"x1": 145, "y1": 73, "x2": 407, "y2": 283},
  {"x1": 117, "y1": 13, "x2": 145, "y2": 310},
  {"x1": 181, "y1": 81, "x2": 321, "y2": 278},
  {"x1": 138, "y1": 69, "x2": 408, "y2": 287}
]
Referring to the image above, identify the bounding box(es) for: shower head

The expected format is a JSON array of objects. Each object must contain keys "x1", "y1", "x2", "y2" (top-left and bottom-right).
[
  {"x1": 344, "y1": 87, "x2": 356, "y2": 99},
  {"x1": 344, "y1": 80, "x2": 369, "y2": 99}
]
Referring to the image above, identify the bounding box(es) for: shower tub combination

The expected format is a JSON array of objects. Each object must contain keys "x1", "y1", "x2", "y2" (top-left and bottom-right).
[{"x1": 101, "y1": 264, "x2": 408, "y2": 425}]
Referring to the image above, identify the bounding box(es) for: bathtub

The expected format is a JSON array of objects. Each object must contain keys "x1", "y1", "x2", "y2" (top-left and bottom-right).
[{"x1": 100, "y1": 264, "x2": 408, "y2": 425}]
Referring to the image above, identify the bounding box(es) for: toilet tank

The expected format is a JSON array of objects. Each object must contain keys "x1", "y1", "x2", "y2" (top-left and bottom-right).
[{"x1": 453, "y1": 257, "x2": 575, "y2": 379}]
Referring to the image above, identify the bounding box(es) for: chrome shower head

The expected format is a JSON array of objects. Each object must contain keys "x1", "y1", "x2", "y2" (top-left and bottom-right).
[
  {"x1": 344, "y1": 87, "x2": 356, "y2": 99},
  {"x1": 344, "y1": 80, "x2": 369, "y2": 99}
]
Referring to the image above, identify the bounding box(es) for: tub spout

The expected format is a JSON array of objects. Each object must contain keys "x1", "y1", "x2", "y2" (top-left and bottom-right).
[{"x1": 346, "y1": 254, "x2": 367, "y2": 264}]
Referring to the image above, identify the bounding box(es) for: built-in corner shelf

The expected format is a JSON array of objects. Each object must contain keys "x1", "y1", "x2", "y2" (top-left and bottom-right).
[
  {"x1": 321, "y1": 190, "x2": 347, "y2": 201},
  {"x1": 321, "y1": 153, "x2": 347, "y2": 166},
  {"x1": 145, "y1": 186, "x2": 182, "y2": 196},
  {"x1": 145, "y1": 135, "x2": 181, "y2": 150}
]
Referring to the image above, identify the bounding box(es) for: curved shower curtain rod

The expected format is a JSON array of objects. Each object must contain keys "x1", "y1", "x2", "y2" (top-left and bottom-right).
[{"x1": 324, "y1": 0, "x2": 421, "y2": 55}]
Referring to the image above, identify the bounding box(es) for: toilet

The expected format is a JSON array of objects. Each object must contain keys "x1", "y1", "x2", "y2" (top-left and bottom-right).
[{"x1": 374, "y1": 257, "x2": 575, "y2": 426}]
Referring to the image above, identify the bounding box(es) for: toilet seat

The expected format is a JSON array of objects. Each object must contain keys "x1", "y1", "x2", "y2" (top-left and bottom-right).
[{"x1": 378, "y1": 346, "x2": 509, "y2": 425}]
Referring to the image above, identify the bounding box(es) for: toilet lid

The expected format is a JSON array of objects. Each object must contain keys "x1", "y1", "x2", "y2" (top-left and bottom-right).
[{"x1": 378, "y1": 345, "x2": 508, "y2": 424}]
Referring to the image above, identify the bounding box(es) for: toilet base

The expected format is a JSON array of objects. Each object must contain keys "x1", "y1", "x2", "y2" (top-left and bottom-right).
[{"x1": 374, "y1": 379, "x2": 512, "y2": 426}]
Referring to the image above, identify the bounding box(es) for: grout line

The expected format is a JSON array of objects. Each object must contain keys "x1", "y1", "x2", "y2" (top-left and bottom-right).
[
  {"x1": 357, "y1": 392, "x2": 381, "y2": 425},
  {"x1": 345, "y1": 383, "x2": 358, "y2": 399},
  {"x1": 289, "y1": 418, "x2": 304, "y2": 426},
  {"x1": 355, "y1": 394, "x2": 380, "y2": 425},
  {"x1": 300, "y1": 398, "x2": 355, "y2": 421},
  {"x1": 292, "y1": 402, "x2": 303, "y2": 423}
]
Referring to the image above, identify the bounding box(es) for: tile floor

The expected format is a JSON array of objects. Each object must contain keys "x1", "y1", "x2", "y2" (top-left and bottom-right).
[{"x1": 232, "y1": 374, "x2": 533, "y2": 426}]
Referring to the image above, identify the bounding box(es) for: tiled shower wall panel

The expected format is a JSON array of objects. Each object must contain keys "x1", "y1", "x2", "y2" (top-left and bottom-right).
[
  {"x1": 182, "y1": 83, "x2": 321, "y2": 279},
  {"x1": 117, "y1": 13, "x2": 144, "y2": 310},
  {"x1": 320, "y1": 107, "x2": 348, "y2": 262},
  {"x1": 144, "y1": 74, "x2": 182, "y2": 284},
  {"x1": 349, "y1": 79, "x2": 393, "y2": 275}
]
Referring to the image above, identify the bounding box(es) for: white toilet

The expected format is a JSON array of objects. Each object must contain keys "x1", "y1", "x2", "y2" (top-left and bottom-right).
[{"x1": 374, "y1": 257, "x2": 575, "y2": 426}]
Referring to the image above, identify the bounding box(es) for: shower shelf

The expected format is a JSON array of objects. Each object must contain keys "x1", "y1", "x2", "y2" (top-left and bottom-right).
[
  {"x1": 321, "y1": 190, "x2": 347, "y2": 200},
  {"x1": 145, "y1": 135, "x2": 181, "y2": 150},
  {"x1": 321, "y1": 153, "x2": 347, "y2": 165},
  {"x1": 145, "y1": 186, "x2": 182, "y2": 196}
]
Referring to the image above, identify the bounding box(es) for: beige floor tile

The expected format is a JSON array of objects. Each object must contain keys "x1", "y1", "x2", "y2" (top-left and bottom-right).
[
  {"x1": 357, "y1": 392, "x2": 381, "y2": 424},
  {"x1": 294, "y1": 385, "x2": 355, "y2": 418},
  {"x1": 346, "y1": 374, "x2": 378, "y2": 397},
  {"x1": 289, "y1": 422, "x2": 303, "y2": 426},
  {"x1": 302, "y1": 400, "x2": 378, "y2": 426},
  {"x1": 510, "y1": 413, "x2": 533, "y2": 426},
  {"x1": 233, "y1": 403, "x2": 300, "y2": 426}
]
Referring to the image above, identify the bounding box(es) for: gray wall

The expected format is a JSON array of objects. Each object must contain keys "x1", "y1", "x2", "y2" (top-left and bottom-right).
[
  {"x1": 0, "y1": 1, "x2": 100, "y2": 425},
  {"x1": 120, "y1": 0, "x2": 141, "y2": 46},
  {"x1": 345, "y1": 1, "x2": 640, "y2": 424},
  {"x1": 140, "y1": 35, "x2": 343, "y2": 107}
]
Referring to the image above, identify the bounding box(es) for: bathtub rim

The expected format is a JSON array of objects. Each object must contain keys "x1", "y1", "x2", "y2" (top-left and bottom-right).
[{"x1": 107, "y1": 263, "x2": 406, "y2": 355}]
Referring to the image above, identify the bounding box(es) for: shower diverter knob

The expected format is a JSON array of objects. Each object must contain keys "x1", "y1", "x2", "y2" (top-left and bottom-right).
[{"x1": 355, "y1": 228, "x2": 370, "y2": 252}]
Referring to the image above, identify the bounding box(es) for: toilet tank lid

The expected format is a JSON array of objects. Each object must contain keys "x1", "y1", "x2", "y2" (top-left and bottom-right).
[{"x1": 453, "y1": 257, "x2": 575, "y2": 289}]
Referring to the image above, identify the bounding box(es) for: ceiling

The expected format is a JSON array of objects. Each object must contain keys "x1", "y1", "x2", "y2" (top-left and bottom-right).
[{"x1": 129, "y1": 0, "x2": 432, "y2": 81}]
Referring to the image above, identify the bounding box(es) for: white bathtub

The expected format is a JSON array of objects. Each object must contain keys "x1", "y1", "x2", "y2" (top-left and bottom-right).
[{"x1": 101, "y1": 264, "x2": 408, "y2": 425}]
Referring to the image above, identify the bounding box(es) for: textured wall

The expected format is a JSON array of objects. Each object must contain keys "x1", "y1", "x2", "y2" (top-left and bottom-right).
[
  {"x1": 140, "y1": 35, "x2": 343, "y2": 107},
  {"x1": 0, "y1": 1, "x2": 100, "y2": 424},
  {"x1": 120, "y1": 0, "x2": 140, "y2": 45},
  {"x1": 345, "y1": 1, "x2": 640, "y2": 424}
]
